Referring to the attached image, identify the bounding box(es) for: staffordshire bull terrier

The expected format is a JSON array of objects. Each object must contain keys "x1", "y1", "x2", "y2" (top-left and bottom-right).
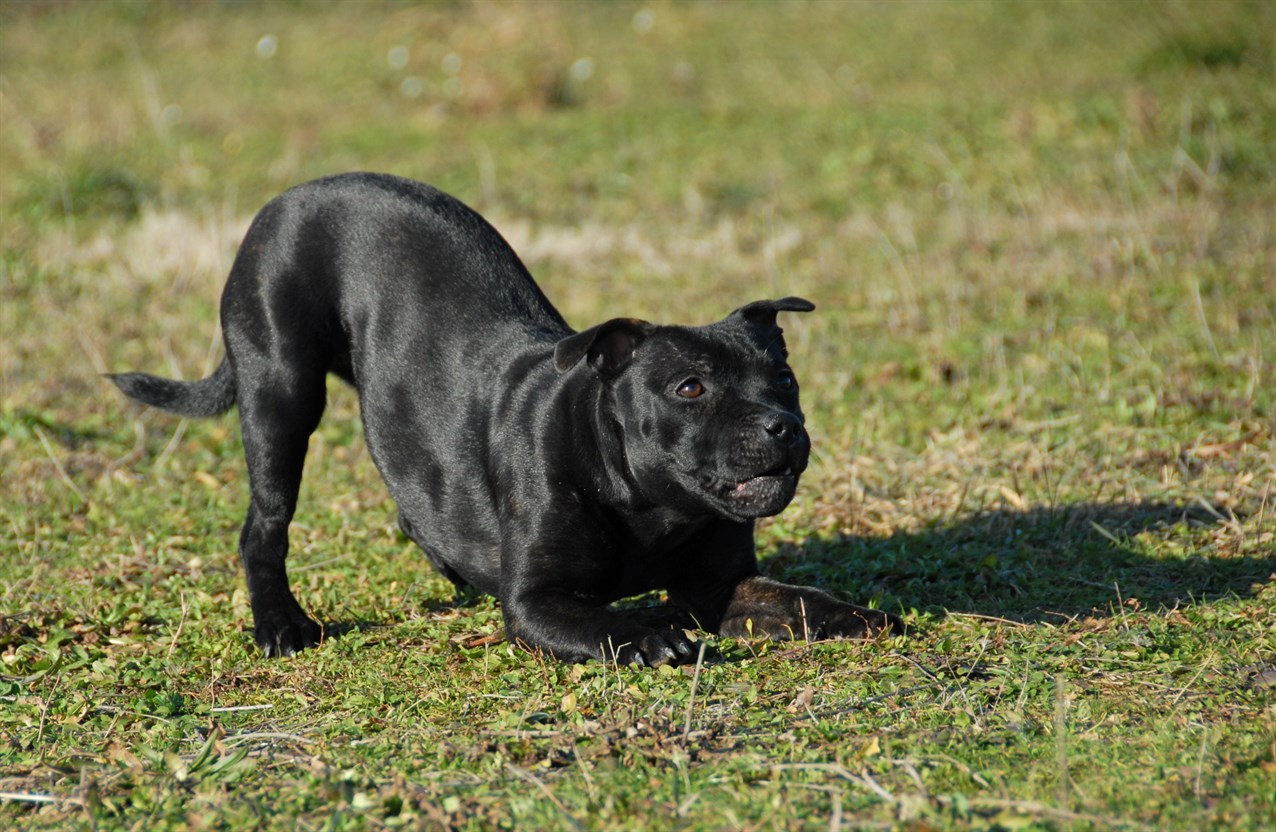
[{"x1": 110, "y1": 172, "x2": 900, "y2": 666}]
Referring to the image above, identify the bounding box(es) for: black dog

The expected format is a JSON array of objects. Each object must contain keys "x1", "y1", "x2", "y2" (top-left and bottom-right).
[{"x1": 110, "y1": 173, "x2": 900, "y2": 665}]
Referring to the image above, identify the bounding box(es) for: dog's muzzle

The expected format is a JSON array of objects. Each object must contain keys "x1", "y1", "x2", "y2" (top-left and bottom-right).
[{"x1": 697, "y1": 410, "x2": 809, "y2": 518}]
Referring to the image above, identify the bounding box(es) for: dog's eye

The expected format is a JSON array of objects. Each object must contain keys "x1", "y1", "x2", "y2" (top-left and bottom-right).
[
  {"x1": 676, "y1": 379, "x2": 705, "y2": 399},
  {"x1": 776, "y1": 370, "x2": 797, "y2": 392}
]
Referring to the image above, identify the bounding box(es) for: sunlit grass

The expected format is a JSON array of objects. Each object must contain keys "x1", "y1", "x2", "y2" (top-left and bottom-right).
[{"x1": 2, "y1": 1, "x2": 1274, "y2": 829}]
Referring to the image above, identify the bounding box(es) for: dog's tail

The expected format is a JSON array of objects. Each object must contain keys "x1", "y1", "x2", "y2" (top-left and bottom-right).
[{"x1": 107, "y1": 359, "x2": 236, "y2": 418}]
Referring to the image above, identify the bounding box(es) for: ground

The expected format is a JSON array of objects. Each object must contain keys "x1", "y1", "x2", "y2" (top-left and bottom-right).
[{"x1": 1, "y1": 1, "x2": 1274, "y2": 829}]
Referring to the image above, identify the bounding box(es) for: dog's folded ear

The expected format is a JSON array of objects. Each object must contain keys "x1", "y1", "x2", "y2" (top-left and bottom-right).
[
  {"x1": 555, "y1": 318, "x2": 656, "y2": 374},
  {"x1": 728, "y1": 297, "x2": 816, "y2": 328}
]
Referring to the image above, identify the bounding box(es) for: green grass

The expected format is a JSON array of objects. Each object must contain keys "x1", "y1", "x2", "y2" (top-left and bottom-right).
[{"x1": 2, "y1": 0, "x2": 1275, "y2": 828}]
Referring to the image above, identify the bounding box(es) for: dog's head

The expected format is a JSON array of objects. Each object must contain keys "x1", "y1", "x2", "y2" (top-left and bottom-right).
[{"x1": 555, "y1": 297, "x2": 814, "y2": 521}]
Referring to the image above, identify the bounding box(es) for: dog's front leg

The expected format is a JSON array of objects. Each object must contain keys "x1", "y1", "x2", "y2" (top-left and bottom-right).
[
  {"x1": 502, "y1": 588, "x2": 696, "y2": 667},
  {"x1": 664, "y1": 523, "x2": 902, "y2": 643}
]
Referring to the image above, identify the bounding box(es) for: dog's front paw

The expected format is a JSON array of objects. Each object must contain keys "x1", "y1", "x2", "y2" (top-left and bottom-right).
[
  {"x1": 807, "y1": 601, "x2": 903, "y2": 640},
  {"x1": 718, "y1": 578, "x2": 904, "y2": 642},
  {"x1": 253, "y1": 606, "x2": 323, "y2": 657},
  {"x1": 611, "y1": 628, "x2": 697, "y2": 668}
]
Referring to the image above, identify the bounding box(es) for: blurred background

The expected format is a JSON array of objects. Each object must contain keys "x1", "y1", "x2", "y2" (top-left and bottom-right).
[
  {"x1": 3, "y1": 4, "x2": 1276, "y2": 826},
  {"x1": 2, "y1": 0, "x2": 1273, "y2": 594}
]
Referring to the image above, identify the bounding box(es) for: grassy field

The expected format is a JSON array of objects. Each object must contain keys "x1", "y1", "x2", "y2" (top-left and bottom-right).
[{"x1": 2, "y1": 0, "x2": 1275, "y2": 828}]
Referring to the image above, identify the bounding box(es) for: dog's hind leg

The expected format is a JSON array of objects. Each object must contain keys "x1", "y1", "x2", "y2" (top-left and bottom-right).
[{"x1": 233, "y1": 358, "x2": 327, "y2": 657}]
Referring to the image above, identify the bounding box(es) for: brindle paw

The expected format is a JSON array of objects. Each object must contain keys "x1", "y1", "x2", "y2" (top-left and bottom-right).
[{"x1": 807, "y1": 602, "x2": 903, "y2": 640}]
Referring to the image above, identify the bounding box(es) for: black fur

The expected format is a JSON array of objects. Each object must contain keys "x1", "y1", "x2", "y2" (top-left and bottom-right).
[
  {"x1": 111, "y1": 173, "x2": 900, "y2": 665},
  {"x1": 107, "y1": 360, "x2": 235, "y2": 418}
]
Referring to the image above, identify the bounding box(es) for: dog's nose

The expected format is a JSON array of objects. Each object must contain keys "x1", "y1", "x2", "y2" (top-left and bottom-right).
[{"x1": 762, "y1": 411, "x2": 802, "y2": 446}]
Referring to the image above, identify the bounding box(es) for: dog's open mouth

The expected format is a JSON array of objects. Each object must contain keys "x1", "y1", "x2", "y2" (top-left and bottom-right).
[
  {"x1": 694, "y1": 459, "x2": 802, "y2": 517},
  {"x1": 716, "y1": 460, "x2": 800, "y2": 518},
  {"x1": 732, "y1": 464, "x2": 795, "y2": 494}
]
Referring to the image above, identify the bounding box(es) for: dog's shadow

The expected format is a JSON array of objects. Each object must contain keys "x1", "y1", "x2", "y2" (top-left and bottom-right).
[
  {"x1": 315, "y1": 501, "x2": 1267, "y2": 656},
  {"x1": 763, "y1": 500, "x2": 1271, "y2": 624}
]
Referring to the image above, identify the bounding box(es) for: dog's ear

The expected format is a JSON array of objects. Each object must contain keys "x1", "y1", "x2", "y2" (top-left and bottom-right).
[
  {"x1": 728, "y1": 297, "x2": 816, "y2": 328},
  {"x1": 727, "y1": 297, "x2": 814, "y2": 357},
  {"x1": 555, "y1": 318, "x2": 656, "y2": 374}
]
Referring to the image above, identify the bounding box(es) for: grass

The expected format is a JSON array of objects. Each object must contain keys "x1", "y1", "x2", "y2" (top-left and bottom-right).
[{"x1": 2, "y1": 0, "x2": 1275, "y2": 828}]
